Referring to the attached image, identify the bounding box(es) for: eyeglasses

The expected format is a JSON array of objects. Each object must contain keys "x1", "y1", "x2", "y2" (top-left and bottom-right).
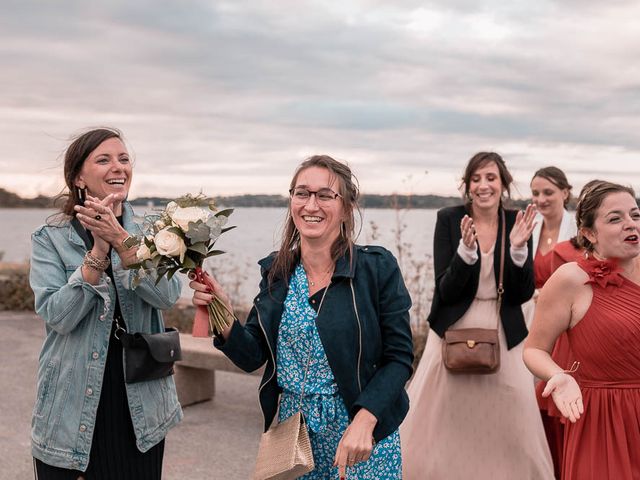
[{"x1": 289, "y1": 187, "x2": 342, "y2": 204}]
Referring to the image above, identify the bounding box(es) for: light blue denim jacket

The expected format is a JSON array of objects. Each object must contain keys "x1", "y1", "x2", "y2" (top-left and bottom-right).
[{"x1": 29, "y1": 202, "x2": 183, "y2": 471}]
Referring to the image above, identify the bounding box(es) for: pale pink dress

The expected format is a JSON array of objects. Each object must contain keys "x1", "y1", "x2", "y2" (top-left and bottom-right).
[{"x1": 401, "y1": 247, "x2": 554, "y2": 480}]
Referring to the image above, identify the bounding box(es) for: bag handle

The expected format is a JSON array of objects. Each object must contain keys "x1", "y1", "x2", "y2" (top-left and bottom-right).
[{"x1": 497, "y1": 208, "x2": 506, "y2": 315}]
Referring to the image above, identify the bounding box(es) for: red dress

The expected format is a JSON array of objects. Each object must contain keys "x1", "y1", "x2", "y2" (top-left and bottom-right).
[
  {"x1": 563, "y1": 256, "x2": 640, "y2": 480},
  {"x1": 535, "y1": 242, "x2": 581, "y2": 479}
]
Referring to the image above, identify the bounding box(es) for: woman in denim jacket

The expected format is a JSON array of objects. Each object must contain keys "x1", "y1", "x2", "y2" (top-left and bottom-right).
[
  {"x1": 30, "y1": 128, "x2": 182, "y2": 479},
  {"x1": 191, "y1": 155, "x2": 413, "y2": 479}
]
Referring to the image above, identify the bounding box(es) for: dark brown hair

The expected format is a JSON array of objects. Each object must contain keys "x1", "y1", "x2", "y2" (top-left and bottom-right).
[
  {"x1": 268, "y1": 155, "x2": 360, "y2": 285},
  {"x1": 575, "y1": 180, "x2": 636, "y2": 252},
  {"x1": 460, "y1": 152, "x2": 513, "y2": 205},
  {"x1": 55, "y1": 127, "x2": 123, "y2": 217},
  {"x1": 531, "y1": 166, "x2": 573, "y2": 207}
]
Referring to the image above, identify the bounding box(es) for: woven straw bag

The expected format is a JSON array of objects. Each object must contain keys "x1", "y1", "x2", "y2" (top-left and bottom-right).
[{"x1": 253, "y1": 411, "x2": 314, "y2": 480}]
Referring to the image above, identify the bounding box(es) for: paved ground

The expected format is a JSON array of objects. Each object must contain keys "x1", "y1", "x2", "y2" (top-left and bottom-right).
[{"x1": 0, "y1": 311, "x2": 263, "y2": 480}]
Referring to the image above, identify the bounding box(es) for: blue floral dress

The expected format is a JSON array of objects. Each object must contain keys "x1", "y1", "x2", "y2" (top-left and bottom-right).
[{"x1": 276, "y1": 264, "x2": 402, "y2": 479}]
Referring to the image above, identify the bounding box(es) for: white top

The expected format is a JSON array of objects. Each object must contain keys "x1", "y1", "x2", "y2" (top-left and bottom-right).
[{"x1": 531, "y1": 209, "x2": 577, "y2": 254}]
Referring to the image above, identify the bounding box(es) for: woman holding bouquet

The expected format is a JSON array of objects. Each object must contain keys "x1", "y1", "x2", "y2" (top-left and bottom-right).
[
  {"x1": 190, "y1": 155, "x2": 413, "y2": 479},
  {"x1": 401, "y1": 152, "x2": 554, "y2": 479},
  {"x1": 30, "y1": 128, "x2": 182, "y2": 479}
]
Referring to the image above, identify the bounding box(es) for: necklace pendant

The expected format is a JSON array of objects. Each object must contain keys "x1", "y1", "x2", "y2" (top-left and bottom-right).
[{"x1": 310, "y1": 280, "x2": 315, "y2": 286}]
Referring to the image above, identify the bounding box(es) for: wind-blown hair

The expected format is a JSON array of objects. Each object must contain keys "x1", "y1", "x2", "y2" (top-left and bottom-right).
[{"x1": 55, "y1": 127, "x2": 123, "y2": 217}]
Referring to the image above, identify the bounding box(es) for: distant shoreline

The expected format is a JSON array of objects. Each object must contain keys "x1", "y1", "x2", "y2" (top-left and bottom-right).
[{"x1": 1, "y1": 187, "x2": 535, "y2": 210}]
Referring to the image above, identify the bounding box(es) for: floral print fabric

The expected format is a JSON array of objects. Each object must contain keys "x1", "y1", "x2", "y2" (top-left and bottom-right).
[{"x1": 276, "y1": 263, "x2": 402, "y2": 479}]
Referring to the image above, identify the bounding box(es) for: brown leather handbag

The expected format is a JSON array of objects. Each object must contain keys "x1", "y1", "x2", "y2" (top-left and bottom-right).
[{"x1": 442, "y1": 209, "x2": 506, "y2": 375}]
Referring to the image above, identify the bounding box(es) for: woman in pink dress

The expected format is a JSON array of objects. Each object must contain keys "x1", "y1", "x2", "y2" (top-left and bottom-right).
[
  {"x1": 402, "y1": 152, "x2": 553, "y2": 480},
  {"x1": 524, "y1": 180, "x2": 640, "y2": 479}
]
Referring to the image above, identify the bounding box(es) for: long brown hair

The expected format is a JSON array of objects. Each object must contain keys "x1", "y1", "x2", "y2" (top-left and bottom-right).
[
  {"x1": 575, "y1": 179, "x2": 636, "y2": 252},
  {"x1": 268, "y1": 155, "x2": 360, "y2": 286},
  {"x1": 54, "y1": 127, "x2": 123, "y2": 217}
]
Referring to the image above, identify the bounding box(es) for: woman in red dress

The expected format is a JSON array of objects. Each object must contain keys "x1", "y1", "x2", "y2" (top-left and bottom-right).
[{"x1": 524, "y1": 180, "x2": 640, "y2": 479}]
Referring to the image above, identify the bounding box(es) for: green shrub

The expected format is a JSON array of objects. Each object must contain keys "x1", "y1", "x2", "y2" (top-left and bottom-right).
[{"x1": 0, "y1": 263, "x2": 35, "y2": 311}]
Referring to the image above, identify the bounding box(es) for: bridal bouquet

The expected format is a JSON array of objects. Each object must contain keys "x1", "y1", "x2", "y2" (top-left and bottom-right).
[{"x1": 132, "y1": 193, "x2": 236, "y2": 336}]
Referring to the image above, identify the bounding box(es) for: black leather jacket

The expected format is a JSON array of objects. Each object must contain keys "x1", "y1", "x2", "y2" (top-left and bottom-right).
[{"x1": 215, "y1": 245, "x2": 413, "y2": 442}]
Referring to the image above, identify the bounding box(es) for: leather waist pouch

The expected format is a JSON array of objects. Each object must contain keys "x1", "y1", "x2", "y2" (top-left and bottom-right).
[{"x1": 120, "y1": 328, "x2": 182, "y2": 383}]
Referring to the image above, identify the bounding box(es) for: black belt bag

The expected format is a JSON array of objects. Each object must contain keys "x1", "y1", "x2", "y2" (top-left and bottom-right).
[{"x1": 118, "y1": 327, "x2": 182, "y2": 384}]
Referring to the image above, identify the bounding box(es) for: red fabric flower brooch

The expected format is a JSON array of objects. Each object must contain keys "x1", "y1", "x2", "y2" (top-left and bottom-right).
[{"x1": 578, "y1": 255, "x2": 625, "y2": 293}]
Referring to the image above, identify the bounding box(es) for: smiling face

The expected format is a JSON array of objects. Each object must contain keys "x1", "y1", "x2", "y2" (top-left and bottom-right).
[
  {"x1": 468, "y1": 161, "x2": 503, "y2": 212},
  {"x1": 74, "y1": 137, "x2": 132, "y2": 203},
  {"x1": 290, "y1": 166, "x2": 344, "y2": 246},
  {"x1": 582, "y1": 191, "x2": 640, "y2": 260},
  {"x1": 531, "y1": 176, "x2": 569, "y2": 219}
]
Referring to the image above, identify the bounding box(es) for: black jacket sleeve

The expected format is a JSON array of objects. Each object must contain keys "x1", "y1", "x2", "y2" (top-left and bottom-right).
[{"x1": 433, "y1": 207, "x2": 477, "y2": 304}]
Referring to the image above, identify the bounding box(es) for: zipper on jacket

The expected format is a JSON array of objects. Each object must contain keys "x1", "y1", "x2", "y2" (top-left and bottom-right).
[
  {"x1": 255, "y1": 304, "x2": 277, "y2": 397},
  {"x1": 350, "y1": 279, "x2": 363, "y2": 393}
]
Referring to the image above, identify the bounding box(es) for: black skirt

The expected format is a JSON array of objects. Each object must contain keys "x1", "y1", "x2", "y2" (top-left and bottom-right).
[{"x1": 34, "y1": 320, "x2": 165, "y2": 480}]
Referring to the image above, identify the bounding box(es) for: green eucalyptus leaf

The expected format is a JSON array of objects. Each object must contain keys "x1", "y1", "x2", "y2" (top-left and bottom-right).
[
  {"x1": 188, "y1": 242, "x2": 209, "y2": 255},
  {"x1": 206, "y1": 249, "x2": 226, "y2": 257},
  {"x1": 167, "y1": 226, "x2": 183, "y2": 236},
  {"x1": 215, "y1": 208, "x2": 234, "y2": 218},
  {"x1": 182, "y1": 256, "x2": 197, "y2": 269},
  {"x1": 185, "y1": 222, "x2": 211, "y2": 243}
]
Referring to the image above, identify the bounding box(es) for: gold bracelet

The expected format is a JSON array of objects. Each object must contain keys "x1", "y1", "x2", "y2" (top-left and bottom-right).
[{"x1": 83, "y1": 251, "x2": 110, "y2": 272}]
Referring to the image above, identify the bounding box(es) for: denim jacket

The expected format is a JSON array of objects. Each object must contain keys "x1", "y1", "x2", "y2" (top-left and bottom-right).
[
  {"x1": 216, "y1": 245, "x2": 414, "y2": 442},
  {"x1": 29, "y1": 202, "x2": 183, "y2": 471}
]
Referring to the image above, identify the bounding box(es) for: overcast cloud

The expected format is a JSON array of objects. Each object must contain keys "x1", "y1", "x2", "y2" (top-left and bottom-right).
[{"x1": 1, "y1": 0, "x2": 639, "y2": 198}]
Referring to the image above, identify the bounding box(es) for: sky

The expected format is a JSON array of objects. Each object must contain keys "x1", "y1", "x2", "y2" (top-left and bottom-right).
[{"x1": 1, "y1": 0, "x2": 639, "y2": 200}]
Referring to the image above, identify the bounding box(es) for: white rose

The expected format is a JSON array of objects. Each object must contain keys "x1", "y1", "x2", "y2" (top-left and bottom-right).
[
  {"x1": 171, "y1": 206, "x2": 211, "y2": 231},
  {"x1": 165, "y1": 201, "x2": 179, "y2": 217},
  {"x1": 154, "y1": 228, "x2": 187, "y2": 262},
  {"x1": 154, "y1": 219, "x2": 166, "y2": 230},
  {"x1": 136, "y1": 243, "x2": 153, "y2": 262}
]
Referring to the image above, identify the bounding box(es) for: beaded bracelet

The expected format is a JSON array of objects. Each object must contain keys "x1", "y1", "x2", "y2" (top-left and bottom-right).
[{"x1": 83, "y1": 251, "x2": 110, "y2": 272}]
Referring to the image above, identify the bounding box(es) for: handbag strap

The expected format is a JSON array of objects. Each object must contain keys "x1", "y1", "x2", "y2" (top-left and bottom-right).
[
  {"x1": 296, "y1": 284, "x2": 330, "y2": 411},
  {"x1": 496, "y1": 208, "x2": 506, "y2": 322}
]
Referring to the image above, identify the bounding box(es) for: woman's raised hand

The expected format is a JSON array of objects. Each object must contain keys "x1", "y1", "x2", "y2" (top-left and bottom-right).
[
  {"x1": 542, "y1": 372, "x2": 584, "y2": 423},
  {"x1": 509, "y1": 204, "x2": 537, "y2": 249},
  {"x1": 460, "y1": 214, "x2": 477, "y2": 249},
  {"x1": 74, "y1": 194, "x2": 128, "y2": 247}
]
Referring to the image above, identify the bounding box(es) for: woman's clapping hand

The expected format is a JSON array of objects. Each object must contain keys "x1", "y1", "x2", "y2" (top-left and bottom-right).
[{"x1": 509, "y1": 204, "x2": 537, "y2": 249}]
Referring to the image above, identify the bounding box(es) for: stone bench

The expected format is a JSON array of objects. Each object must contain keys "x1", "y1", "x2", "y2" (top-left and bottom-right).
[{"x1": 174, "y1": 333, "x2": 262, "y2": 407}]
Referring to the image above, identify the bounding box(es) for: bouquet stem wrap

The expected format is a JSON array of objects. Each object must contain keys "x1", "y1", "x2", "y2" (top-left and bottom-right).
[{"x1": 191, "y1": 266, "x2": 233, "y2": 337}]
